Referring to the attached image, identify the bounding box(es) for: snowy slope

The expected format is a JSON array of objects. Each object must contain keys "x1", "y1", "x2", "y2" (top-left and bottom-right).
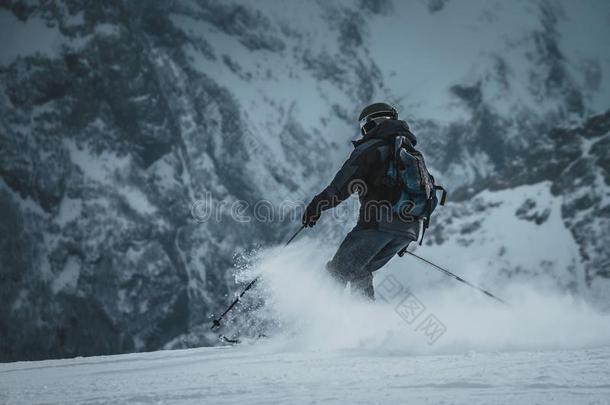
[
  {"x1": 2, "y1": 345, "x2": 610, "y2": 404},
  {"x1": 4, "y1": 230, "x2": 610, "y2": 404},
  {"x1": 409, "y1": 182, "x2": 583, "y2": 293}
]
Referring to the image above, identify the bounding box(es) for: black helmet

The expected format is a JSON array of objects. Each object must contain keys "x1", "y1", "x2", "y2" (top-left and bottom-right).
[{"x1": 358, "y1": 102, "x2": 398, "y2": 135}]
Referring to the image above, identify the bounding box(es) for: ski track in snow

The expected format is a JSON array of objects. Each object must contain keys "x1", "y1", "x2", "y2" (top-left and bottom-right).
[{"x1": 1, "y1": 345, "x2": 610, "y2": 404}]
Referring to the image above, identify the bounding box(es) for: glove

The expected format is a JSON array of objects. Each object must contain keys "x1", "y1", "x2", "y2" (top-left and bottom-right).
[{"x1": 302, "y1": 200, "x2": 322, "y2": 227}]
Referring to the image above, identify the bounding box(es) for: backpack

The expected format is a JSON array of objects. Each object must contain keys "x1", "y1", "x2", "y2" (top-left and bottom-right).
[{"x1": 383, "y1": 136, "x2": 447, "y2": 244}]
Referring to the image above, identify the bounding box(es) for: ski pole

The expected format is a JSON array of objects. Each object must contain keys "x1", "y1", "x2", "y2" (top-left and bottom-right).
[
  {"x1": 399, "y1": 248, "x2": 509, "y2": 306},
  {"x1": 211, "y1": 225, "x2": 306, "y2": 330},
  {"x1": 284, "y1": 224, "x2": 306, "y2": 246}
]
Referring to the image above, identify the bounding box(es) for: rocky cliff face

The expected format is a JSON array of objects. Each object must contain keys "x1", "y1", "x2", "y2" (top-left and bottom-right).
[
  {"x1": 0, "y1": 0, "x2": 386, "y2": 360},
  {"x1": 423, "y1": 111, "x2": 610, "y2": 302},
  {"x1": 1, "y1": 0, "x2": 608, "y2": 360}
]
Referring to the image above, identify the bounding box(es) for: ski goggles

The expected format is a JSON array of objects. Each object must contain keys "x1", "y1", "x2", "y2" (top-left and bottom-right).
[{"x1": 359, "y1": 110, "x2": 395, "y2": 134}]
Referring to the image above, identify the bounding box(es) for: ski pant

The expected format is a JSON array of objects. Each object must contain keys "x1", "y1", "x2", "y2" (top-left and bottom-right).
[{"x1": 326, "y1": 224, "x2": 413, "y2": 300}]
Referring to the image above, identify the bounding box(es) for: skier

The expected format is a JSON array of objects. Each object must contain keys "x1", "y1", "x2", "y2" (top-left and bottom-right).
[{"x1": 302, "y1": 103, "x2": 444, "y2": 300}]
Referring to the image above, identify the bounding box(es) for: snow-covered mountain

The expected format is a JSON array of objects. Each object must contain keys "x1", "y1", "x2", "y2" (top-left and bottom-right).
[{"x1": 1, "y1": 0, "x2": 609, "y2": 361}]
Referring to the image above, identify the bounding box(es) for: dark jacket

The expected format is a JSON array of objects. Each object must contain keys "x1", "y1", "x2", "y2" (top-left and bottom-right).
[{"x1": 311, "y1": 119, "x2": 420, "y2": 239}]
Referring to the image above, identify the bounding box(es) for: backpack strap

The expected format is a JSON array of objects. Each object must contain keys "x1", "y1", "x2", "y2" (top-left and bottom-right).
[
  {"x1": 435, "y1": 185, "x2": 447, "y2": 206},
  {"x1": 418, "y1": 203, "x2": 432, "y2": 246},
  {"x1": 417, "y1": 186, "x2": 448, "y2": 245},
  {"x1": 418, "y1": 221, "x2": 427, "y2": 246}
]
